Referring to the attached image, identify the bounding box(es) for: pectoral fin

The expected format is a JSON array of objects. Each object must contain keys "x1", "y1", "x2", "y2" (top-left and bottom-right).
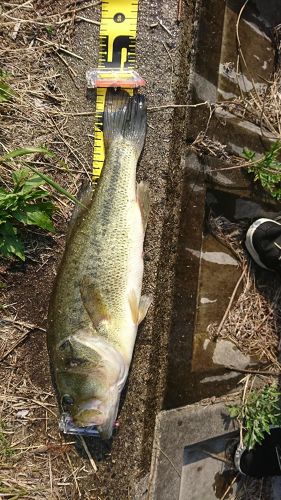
[
  {"x1": 129, "y1": 290, "x2": 152, "y2": 325},
  {"x1": 137, "y1": 181, "x2": 150, "y2": 231},
  {"x1": 80, "y1": 276, "x2": 110, "y2": 329}
]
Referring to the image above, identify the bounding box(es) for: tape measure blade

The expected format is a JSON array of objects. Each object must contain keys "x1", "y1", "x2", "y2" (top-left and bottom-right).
[{"x1": 92, "y1": 0, "x2": 140, "y2": 177}]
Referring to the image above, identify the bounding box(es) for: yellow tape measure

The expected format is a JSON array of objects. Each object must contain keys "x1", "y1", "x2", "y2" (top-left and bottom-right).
[{"x1": 87, "y1": 0, "x2": 143, "y2": 180}]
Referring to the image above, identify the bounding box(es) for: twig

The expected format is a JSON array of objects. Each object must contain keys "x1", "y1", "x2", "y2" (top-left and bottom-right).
[
  {"x1": 76, "y1": 16, "x2": 100, "y2": 25},
  {"x1": 211, "y1": 157, "x2": 268, "y2": 172},
  {"x1": 59, "y1": 47, "x2": 83, "y2": 60},
  {"x1": 36, "y1": 38, "x2": 83, "y2": 60},
  {"x1": 157, "y1": 17, "x2": 173, "y2": 37},
  {"x1": 148, "y1": 101, "x2": 210, "y2": 111},
  {"x1": 68, "y1": 0, "x2": 101, "y2": 14},
  {"x1": 66, "y1": 453, "x2": 81, "y2": 497},
  {"x1": 238, "y1": 375, "x2": 251, "y2": 449},
  {"x1": 216, "y1": 268, "x2": 247, "y2": 336},
  {"x1": 4, "y1": 0, "x2": 32, "y2": 15},
  {"x1": 55, "y1": 51, "x2": 77, "y2": 79},
  {"x1": 199, "y1": 448, "x2": 232, "y2": 466},
  {"x1": 0, "y1": 333, "x2": 29, "y2": 363},
  {"x1": 162, "y1": 41, "x2": 174, "y2": 94},
  {"x1": 48, "y1": 454, "x2": 53, "y2": 497},
  {"x1": 79, "y1": 436, "x2": 97, "y2": 473},
  {"x1": 1, "y1": 317, "x2": 45, "y2": 332},
  {"x1": 50, "y1": 111, "x2": 95, "y2": 117},
  {"x1": 155, "y1": 446, "x2": 181, "y2": 477},
  {"x1": 220, "y1": 473, "x2": 239, "y2": 500},
  {"x1": 224, "y1": 365, "x2": 280, "y2": 376},
  {"x1": 49, "y1": 116, "x2": 92, "y2": 180},
  {"x1": 177, "y1": 0, "x2": 183, "y2": 22}
]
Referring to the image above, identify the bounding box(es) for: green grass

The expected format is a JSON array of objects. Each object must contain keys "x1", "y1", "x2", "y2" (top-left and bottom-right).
[
  {"x1": 228, "y1": 384, "x2": 281, "y2": 450},
  {"x1": 243, "y1": 141, "x2": 281, "y2": 200}
]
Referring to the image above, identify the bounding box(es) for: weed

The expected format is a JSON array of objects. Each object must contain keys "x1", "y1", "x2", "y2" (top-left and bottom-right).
[
  {"x1": 243, "y1": 142, "x2": 281, "y2": 200},
  {"x1": 0, "y1": 422, "x2": 14, "y2": 459},
  {"x1": 0, "y1": 167, "x2": 56, "y2": 260},
  {"x1": 0, "y1": 484, "x2": 27, "y2": 499},
  {"x1": 0, "y1": 147, "x2": 83, "y2": 261},
  {"x1": 0, "y1": 70, "x2": 13, "y2": 103},
  {"x1": 228, "y1": 384, "x2": 281, "y2": 450}
]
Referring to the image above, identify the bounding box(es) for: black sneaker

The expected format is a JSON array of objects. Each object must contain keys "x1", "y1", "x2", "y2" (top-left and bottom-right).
[
  {"x1": 234, "y1": 428, "x2": 281, "y2": 478},
  {"x1": 245, "y1": 218, "x2": 281, "y2": 271}
]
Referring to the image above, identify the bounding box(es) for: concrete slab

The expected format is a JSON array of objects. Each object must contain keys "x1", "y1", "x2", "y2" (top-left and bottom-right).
[
  {"x1": 179, "y1": 434, "x2": 238, "y2": 500},
  {"x1": 148, "y1": 402, "x2": 238, "y2": 500}
]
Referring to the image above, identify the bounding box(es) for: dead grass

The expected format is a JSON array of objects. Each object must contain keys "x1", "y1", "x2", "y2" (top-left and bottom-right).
[
  {"x1": 217, "y1": 7, "x2": 281, "y2": 143},
  {"x1": 208, "y1": 215, "x2": 281, "y2": 370},
  {"x1": 0, "y1": 317, "x2": 98, "y2": 499}
]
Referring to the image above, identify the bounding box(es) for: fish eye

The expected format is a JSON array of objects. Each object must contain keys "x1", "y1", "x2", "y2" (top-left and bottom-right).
[{"x1": 61, "y1": 394, "x2": 74, "y2": 408}]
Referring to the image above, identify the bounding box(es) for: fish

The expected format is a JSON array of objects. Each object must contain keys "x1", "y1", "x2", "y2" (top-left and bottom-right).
[{"x1": 47, "y1": 89, "x2": 151, "y2": 439}]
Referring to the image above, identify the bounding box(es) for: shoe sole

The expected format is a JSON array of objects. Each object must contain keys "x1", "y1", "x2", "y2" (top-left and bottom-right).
[{"x1": 245, "y1": 218, "x2": 281, "y2": 271}]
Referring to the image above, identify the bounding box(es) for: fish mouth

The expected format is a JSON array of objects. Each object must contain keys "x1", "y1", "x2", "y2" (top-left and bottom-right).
[
  {"x1": 59, "y1": 396, "x2": 120, "y2": 439},
  {"x1": 74, "y1": 400, "x2": 105, "y2": 427},
  {"x1": 59, "y1": 412, "x2": 101, "y2": 437},
  {"x1": 76, "y1": 397, "x2": 120, "y2": 439}
]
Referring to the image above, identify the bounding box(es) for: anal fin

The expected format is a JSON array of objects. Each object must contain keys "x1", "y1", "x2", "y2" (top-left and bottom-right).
[
  {"x1": 137, "y1": 181, "x2": 150, "y2": 231},
  {"x1": 138, "y1": 294, "x2": 152, "y2": 324},
  {"x1": 129, "y1": 290, "x2": 152, "y2": 325}
]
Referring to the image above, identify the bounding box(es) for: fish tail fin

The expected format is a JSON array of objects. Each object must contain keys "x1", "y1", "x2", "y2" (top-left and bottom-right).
[{"x1": 103, "y1": 88, "x2": 147, "y2": 157}]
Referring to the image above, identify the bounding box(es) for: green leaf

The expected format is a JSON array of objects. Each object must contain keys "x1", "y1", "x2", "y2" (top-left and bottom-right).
[
  {"x1": 227, "y1": 405, "x2": 239, "y2": 418},
  {"x1": 227, "y1": 384, "x2": 281, "y2": 450},
  {"x1": 0, "y1": 222, "x2": 25, "y2": 261},
  {"x1": 243, "y1": 148, "x2": 255, "y2": 161},
  {"x1": 17, "y1": 174, "x2": 46, "y2": 195},
  {"x1": 14, "y1": 205, "x2": 55, "y2": 232},
  {"x1": 35, "y1": 201, "x2": 55, "y2": 216},
  {"x1": 22, "y1": 188, "x2": 50, "y2": 202},
  {"x1": 26, "y1": 166, "x2": 85, "y2": 207},
  {"x1": 0, "y1": 191, "x2": 19, "y2": 211},
  {"x1": 12, "y1": 167, "x2": 30, "y2": 187},
  {"x1": 0, "y1": 147, "x2": 54, "y2": 162}
]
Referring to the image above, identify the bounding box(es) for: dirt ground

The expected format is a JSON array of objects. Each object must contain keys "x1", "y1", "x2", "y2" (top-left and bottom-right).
[{"x1": 0, "y1": 1, "x2": 197, "y2": 498}]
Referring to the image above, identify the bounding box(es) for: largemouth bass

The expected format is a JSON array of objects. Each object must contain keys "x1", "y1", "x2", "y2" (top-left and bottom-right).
[{"x1": 47, "y1": 89, "x2": 151, "y2": 439}]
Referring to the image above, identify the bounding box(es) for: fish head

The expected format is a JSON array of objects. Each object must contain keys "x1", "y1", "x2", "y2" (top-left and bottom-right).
[{"x1": 56, "y1": 328, "x2": 128, "y2": 439}]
